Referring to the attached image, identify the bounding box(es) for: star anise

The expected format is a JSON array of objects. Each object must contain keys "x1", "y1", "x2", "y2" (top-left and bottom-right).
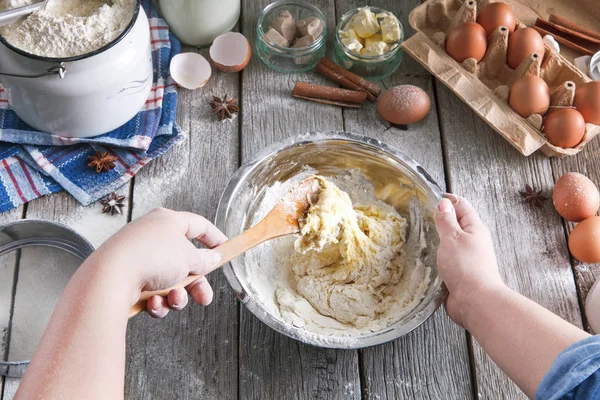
[
  {"x1": 210, "y1": 95, "x2": 239, "y2": 120},
  {"x1": 520, "y1": 184, "x2": 548, "y2": 208},
  {"x1": 88, "y1": 150, "x2": 117, "y2": 173},
  {"x1": 100, "y1": 192, "x2": 125, "y2": 215}
]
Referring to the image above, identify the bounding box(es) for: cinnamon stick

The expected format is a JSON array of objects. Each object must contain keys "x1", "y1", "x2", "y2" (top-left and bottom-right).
[
  {"x1": 292, "y1": 95, "x2": 363, "y2": 108},
  {"x1": 317, "y1": 57, "x2": 381, "y2": 99},
  {"x1": 535, "y1": 18, "x2": 600, "y2": 46},
  {"x1": 292, "y1": 82, "x2": 367, "y2": 107},
  {"x1": 532, "y1": 26, "x2": 595, "y2": 56},
  {"x1": 549, "y1": 14, "x2": 600, "y2": 41},
  {"x1": 315, "y1": 62, "x2": 377, "y2": 102}
]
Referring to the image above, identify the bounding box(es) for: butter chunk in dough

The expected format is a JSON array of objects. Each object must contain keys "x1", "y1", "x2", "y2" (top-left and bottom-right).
[{"x1": 289, "y1": 176, "x2": 408, "y2": 328}]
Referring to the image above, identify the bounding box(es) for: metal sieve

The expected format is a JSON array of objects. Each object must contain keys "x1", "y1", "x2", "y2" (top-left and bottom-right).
[{"x1": 0, "y1": 219, "x2": 94, "y2": 378}]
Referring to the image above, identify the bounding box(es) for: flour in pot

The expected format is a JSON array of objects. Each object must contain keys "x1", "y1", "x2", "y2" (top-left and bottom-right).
[
  {"x1": 245, "y1": 172, "x2": 431, "y2": 337},
  {"x1": 0, "y1": 0, "x2": 136, "y2": 58}
]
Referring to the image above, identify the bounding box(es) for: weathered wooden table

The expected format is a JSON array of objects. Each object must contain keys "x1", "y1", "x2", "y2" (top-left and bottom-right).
[{"x1": 1, "y1": 0, "x2": 598, "y2": 398}]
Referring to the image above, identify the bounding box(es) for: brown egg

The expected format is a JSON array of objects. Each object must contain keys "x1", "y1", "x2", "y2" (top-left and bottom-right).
[
  {"x1": 477, "y1": 2, "x2": 516, "y2": 37},
  {"x1": 507, "y1": 27, "x2": 545, "y2": 69},
  {"x1": 508, "y1": 75, "x2": 550, "y2": 117},
  {"x1": 574, "y1": 82, "x2": 600, "y2": 125},
  {"x1": 543, "y1": 108, "x2": 586, "y2": 148},
  {"x1": 445, "y1": 22, "x2": 487, "y2": 63},
  {"x1": 553, "y1": 172, "x2": 600, "y2": 222},
  {"x1": 377, "y1": 85, "x2": 431, "y2": 125},
  {"x1": 569, "y1": 216, "x2": 600, "y2": 263}
]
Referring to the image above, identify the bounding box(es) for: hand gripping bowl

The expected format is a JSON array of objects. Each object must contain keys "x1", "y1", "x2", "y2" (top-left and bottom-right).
[{"x1": 215, "y1": 132, "x2": 447, "y2": 349}]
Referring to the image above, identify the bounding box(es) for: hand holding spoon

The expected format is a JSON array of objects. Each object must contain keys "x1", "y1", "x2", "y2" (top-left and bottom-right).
[{"x1": 128, "y1": 177, "x2": 321, "y2": 318}]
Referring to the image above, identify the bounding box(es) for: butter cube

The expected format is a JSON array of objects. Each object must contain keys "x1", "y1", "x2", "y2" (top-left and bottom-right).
[
  {"x1": 339, "y1": 27, "x2": 362, "y2": 43},
  {"x1": 364, "y1": 33, "x2": 383, "y2": 48},
  {"x1": 361, "y1": 41, "x2": 390, "y2": 56},
  {"x1": 379, "y1": 14, "x2": 401, "y2": 43},
  {"x1": 342, "y1": 37, "x2": 364, "y2": 53},
  {"x1": 340, "y1": 27, "x2": 364, "y2": 53},
  {"x1": 349, "y1": 8, "x2": 380, "y2": 39}
]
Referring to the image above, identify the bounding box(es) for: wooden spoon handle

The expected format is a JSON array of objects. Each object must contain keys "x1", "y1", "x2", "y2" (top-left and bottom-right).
[{"x1": 127, "y1": 223, "x2": 275, "y2": 319}]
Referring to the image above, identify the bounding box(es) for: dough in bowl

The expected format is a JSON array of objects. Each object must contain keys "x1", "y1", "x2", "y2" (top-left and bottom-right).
[{"x1": 272, "y1": 173, "x2": 431, "y2": 335}]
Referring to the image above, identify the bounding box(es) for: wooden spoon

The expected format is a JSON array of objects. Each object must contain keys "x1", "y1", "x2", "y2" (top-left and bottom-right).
[{"x1": 128, "y1": 177, "x2": 321, "y2": 318}]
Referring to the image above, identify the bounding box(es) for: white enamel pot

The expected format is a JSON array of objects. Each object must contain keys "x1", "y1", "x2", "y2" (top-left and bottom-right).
[{"x1": 0, "y1": 1, "x2": 152, "y2": 138}]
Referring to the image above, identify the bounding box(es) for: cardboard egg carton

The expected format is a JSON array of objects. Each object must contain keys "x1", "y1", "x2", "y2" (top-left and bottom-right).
[{"x1": 401, "y1": 0, "x2": 600, "y2": 157}]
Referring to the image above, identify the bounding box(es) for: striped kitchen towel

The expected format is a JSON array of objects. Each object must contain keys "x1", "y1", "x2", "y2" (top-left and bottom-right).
[{"x1": 0, "y1": 0, "x2": 184, "y2": 212}]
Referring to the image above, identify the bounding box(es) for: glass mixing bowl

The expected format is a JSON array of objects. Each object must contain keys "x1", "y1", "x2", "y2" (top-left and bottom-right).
[{"x1": 215, "y1": 132, "x2": 446, "y2": 349}]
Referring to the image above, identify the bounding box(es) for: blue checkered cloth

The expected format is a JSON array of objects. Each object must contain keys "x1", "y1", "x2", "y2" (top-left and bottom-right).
[{"x1": 0, "y1": 0, "x2": 183, "y2": 212}]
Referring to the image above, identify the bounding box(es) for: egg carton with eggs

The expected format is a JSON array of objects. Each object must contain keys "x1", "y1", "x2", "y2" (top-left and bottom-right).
[{"x1": 401, "y1": 0, "x2": 599, "y2": 157}]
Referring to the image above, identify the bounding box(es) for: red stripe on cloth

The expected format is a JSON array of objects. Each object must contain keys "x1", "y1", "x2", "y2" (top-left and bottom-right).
[
  {"x1": 148, "y1": 83, "x2": 176, "y2": 95},
  {"x1": 150, "y1": 26, "x2": 169, "y2": 30},
  {"x1": 0, "y1": 100, "x2": 8, "y2": 103},
  {"x1": 145, "y1": 96, "x2": 163, "y2": 105},
  {"x1": 151, "y1": 39, "x2": 170, "y2": 45},
  {"x1": 109, "y1": 150, "x2": 129, "y2": 170},
  {"x1": 33, "y1": 153, "x2": 50, "y2": 169},
  {"x1": 17, "y1": 159, "x2": 41, "y2": 197},
  {"x1": 2, "y1": 160, "x2": 27, "y2": 203},
  {"x1": 124, "y1": 159, "x2": 147, "y2": 177}
]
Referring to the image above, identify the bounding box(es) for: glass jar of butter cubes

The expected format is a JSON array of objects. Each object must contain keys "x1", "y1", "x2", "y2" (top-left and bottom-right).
[
  {"x1": 256, "y1": 1, "x2": 327, "y2": 73},
  {"x1": 333, "y1": 7, "x2": 404, "y2": 79}
]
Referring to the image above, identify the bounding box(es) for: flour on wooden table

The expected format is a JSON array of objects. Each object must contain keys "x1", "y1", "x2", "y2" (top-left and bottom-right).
[{"x1": 131, "y1": 162, "x2": 188, "y2": 218}]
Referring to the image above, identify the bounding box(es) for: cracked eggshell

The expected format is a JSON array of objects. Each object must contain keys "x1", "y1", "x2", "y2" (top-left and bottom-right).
[
  {"x1": 210, "y1": 32, "x2": 251, "y2": 73},
  {"x1": 542, "y1": 35, "x2": 560, "y2": 54},
  {"x1": 170, "y1": 53, "x2": 212, "y2": 90}
]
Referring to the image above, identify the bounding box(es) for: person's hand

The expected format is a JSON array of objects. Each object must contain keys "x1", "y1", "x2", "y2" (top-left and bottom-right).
[
  {"x1": 434, "y1": 194, "x2": 505, "y2": 327},
  {"x1": 86, "y1": 208, "x2": 227, "y2": 318}
]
